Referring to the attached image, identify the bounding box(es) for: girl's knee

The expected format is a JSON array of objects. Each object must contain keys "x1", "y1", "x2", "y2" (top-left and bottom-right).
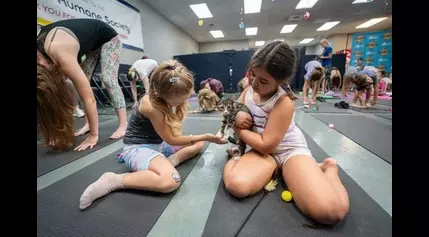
[
  {"x1": 306, "y1": 197, "x2": 349, "y2": 225},
  {"x1": 224, "y1": 174, "x2": 253, "y2": 198},
  {"x1": 158, "y1": 173, "x2": 182, "y2": 193}
]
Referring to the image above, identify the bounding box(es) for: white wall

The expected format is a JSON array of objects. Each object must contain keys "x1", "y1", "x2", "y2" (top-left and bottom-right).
[
  {"x1": 199, "y1": 40, "x2": 250, "y2": 53},
  {"x1": 121, "y1": 0, "x2": 199, "y2": 65}
]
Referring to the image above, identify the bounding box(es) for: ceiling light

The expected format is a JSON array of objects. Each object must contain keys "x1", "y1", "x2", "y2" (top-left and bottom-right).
[
  {"x1": 352, "y1": 0, "x2": 374, "y2": 4},
  {"x1": 280, "y1": 24, "x2": 297, "y2": 33},
  {"x1": 244, "y1": 0, "x2": 262, "y2": 14},
  {"x1": 246, "y1": 27, "x2": 258, "y2": 36},
  {"x1": 355, "y1": 17, "x2": 388, "y2": 28},
  {"x1": 316, "y1": 21, "x2": 340, "y2": 31},
  {"x1": 295, "y1": 0, "x2": 318, "y2": 9},
  {"x1": 189, "y1": 3, "x2": 213, "y2": 19},
  {"x1": 300, "y1": 38, "x2": 314, "y2": 44},
  {"x1": 210, "y1": 30, "x2": 224, "y2": 38},
  {"x1": 255, "y1": 41, "x2": 265, "y2": 46}
]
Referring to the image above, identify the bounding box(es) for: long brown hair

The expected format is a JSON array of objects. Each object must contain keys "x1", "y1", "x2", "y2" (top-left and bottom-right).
[
  {"x1": 149, "y1": 60, "x2": 194, "y2": 136},
  {"x1": 249, "y1": 40, "x2": 297, "y2": 100},
  {"x1": 198, "y1": 88, "x2": 220, "y2": 111},
  {"x1": 37, "y1": 64, "x2": 75, "y2": 150}
]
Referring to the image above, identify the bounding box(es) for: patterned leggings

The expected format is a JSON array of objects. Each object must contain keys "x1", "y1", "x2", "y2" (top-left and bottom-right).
[{"x1": 80, "y1": 35, "x2": 126, "y2": 109}]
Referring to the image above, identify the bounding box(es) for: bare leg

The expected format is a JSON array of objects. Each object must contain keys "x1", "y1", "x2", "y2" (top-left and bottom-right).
[
  {"x1": 371, "y1": 83, "x2": 379, "y2": 106},
  {"x1": 168, "y1": 141, "x2": 205, "y2": 167},
  {"x1": 79, "y1": 155, "x2": 184, "y2": 210},
  {"x1": 302, "y1": 80, "x2": 310, "y2": 105},
  {"x1": 282, "y1": 156, "x2": 349, "y2": 225},
  {"x1": 311, "y1": 80, "x2": 320, "y2": 103},
  {"x1": 223, "y1": 150, "x2": 277, "y2": 198},
  {"x1": 111, "y1": 107, "x2": 128, "y2": 139}
]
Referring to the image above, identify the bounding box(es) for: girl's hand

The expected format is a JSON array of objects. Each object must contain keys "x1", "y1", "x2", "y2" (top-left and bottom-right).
[
  {"x1": 235, "y1": 111, "x2": 252, "y2": 129},
  {"x1": 204, "y1": 133, "x2": 228, "y2": 144},
  {"x1": 75, "y1": 134, "x2": 98, "y2": 151}
]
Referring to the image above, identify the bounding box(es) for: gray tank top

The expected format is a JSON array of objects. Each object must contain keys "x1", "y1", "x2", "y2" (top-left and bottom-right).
[{"x1": 123, "y1": 105, "x2": 163, "y2": 145}]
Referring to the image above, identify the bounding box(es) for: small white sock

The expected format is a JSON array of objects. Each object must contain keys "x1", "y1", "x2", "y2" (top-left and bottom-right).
[{"x1": 79, "y1": 172, "x2": 125, "y2": 210}]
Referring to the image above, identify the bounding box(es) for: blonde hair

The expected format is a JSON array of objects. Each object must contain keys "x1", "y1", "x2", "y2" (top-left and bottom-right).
[
  {"x1": 198, "y1": 88, "x2": 220, "y2": 111},
  {"x1": 149, "y1": 60, "x2": 194, "y2": 136}
]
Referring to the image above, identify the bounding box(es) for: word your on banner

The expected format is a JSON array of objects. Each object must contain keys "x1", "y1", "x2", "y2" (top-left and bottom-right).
[{"x1": 37, "y1": 0, "x2": 144, "y2": 52}]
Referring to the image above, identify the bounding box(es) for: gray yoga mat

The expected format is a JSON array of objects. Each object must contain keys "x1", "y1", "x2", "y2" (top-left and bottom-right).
[
  {"x1": 37, "y1": 117, "x2": 115, "y2": 177},
  {"x1": 37, "y1": 120, "x2": 220, "y2": 237},
  {"x1": 325, "y1": 99, "x2": 391, "y2": 113},
  {"x1": 202, "y1": 127, "x2": 392, "y2": 237},
  {"x1": 312, "y1": 114, "x2": 392, "y2": 164},
  {"x1": 375, "y1": 113, "x2": 392, "y2": 120}
]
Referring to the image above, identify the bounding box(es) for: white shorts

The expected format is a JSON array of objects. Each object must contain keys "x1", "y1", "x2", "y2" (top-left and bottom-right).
[{"x1": 272, "y1": 147, "x2": 313, "y2": 167}]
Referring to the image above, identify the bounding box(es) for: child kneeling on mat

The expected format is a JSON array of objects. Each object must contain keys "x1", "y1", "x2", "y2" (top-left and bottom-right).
[
  {"x1": 79, "y1": 60, "x2": 228, "y2": 210},
  {"x1": 191, "y1": 88, "x2": 221, "y2": 113}
]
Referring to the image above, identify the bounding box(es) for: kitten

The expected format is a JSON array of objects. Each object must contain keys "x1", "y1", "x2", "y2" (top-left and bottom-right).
[{"x1": 218, "y1": 98, "x2": 252, "y2": 157}]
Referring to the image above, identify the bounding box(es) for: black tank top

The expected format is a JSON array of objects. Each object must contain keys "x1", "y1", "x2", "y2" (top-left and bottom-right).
[
  {"x1": 123, "y1": 105, "x2": 163, "y2": 145},
  {"x1": 37, "y1": 19, "x2": 118, "y2": 63}
]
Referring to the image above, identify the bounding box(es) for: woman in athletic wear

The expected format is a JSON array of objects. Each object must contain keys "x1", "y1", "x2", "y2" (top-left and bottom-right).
[
  {"x1": 37, "y1": 18, "x2": 127, "y2": 151},
  {"x1": 127, "y1": 57, "x2": 158, "y2": 108},
  {"x1": 302, "y1": 58, "x2": 324, "y2": 107},
  {"x1": 224, "y1": 41, "x2": 349, "y2": 225},
  {"x1": 79, "y1": 60, "x2": 227, "y2": 210}
]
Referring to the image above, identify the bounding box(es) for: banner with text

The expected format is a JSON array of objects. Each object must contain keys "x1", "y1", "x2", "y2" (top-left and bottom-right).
[
  {"x1": 37, "y1": 0, "x2": 144, "y2": 51},
  {"x1": 350, "y1": 29, "x2": 392, "y2": 73}
]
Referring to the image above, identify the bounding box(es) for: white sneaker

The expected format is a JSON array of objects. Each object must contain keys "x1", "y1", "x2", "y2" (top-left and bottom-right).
[{"x1": 74, "y1": 108, "x2": 85, "y2": 118}]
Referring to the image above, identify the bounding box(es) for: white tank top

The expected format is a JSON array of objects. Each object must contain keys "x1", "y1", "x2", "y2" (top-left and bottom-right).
[{"x1": 244, "y1": 87, "x2": 308, "y2": 154}]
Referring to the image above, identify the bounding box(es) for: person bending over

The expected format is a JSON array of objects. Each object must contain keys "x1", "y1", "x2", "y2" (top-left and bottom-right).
[
  {"x1": 37, "y1": 19, "x2": 127, "y2": 151},
  {"x1": 350, "y1": 74, "x2": 374, "y2": 108},
  {"x1": 200, "y1": 78, "x2": 224, "y2": 99},
  {"x1": 342, "y1": 66, "x2": 359, "y2": 97},
  {"x1": 358, "y1": 65, "x2": 379, "y2": 107},
  {"x1": 223, "y1": 40, "x2": 349, "y2": 225},
  {"x1": 79, "y1": 60, "x2": 227, "y2": 210},
  {"x1": 330, "y1": 67, "x2": 342, "y2": 91},
  {"x1": 127, "y1": 56, "x2": 158, "y2": 108},
  {"x1": 302, "y1": 59, "x2": 325, "y2": 106}
]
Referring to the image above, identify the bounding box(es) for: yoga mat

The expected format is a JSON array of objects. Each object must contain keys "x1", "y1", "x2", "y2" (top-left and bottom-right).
[
  {"x1": 236, "y1": 128, "x2": 392, "y2": 237},
  {"x1": 312, "y1": 114, "x2": 392, "y2": 164},
  {"x1": 375, "y1": 113, "x2": 392, "y2": 120},
  {"x1": 37, "y1": 120, "x2": 220, "y2": 237},
  {"x1": 325, "y1": 100, "x2": 392, "y2": 113},
  {"x1": 202, "y1": 127, "x2": 392, "y2": 237},
  {"x1": 37, "y1": 117, "x2": 117, "y2": 177},
  {"x1": 295, "y1": 98, "x2": 351, "y2": 114},
  {"x1": 188, "y1": 111, "x2": 224, "y2": 117}
]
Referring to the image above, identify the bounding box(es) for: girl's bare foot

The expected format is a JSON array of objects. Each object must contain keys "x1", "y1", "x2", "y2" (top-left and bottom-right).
[
  {"x1": 110, "y1": 126, "x2": 127, "y2": 139},
  {"x1": 75, "y1": 124, "x2": 90, "y2": 136},
  {"x1": 318, "y1": 157, "x2": 338, "y2": 173}
]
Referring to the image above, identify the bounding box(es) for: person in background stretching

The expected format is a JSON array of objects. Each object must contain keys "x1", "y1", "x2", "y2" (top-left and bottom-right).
[
  {"x1": 341, "y1": 66, "x2": 359, "y2": 97},
  {"x1": 302, "y1": 58, "x2": 325, "y2": 107},
  {"x1": 319, "y1": 39, "x2": 333, "y2": 94},
  {"x1": 37, "y1": 19, "x2": 127, "y2": 151},
  {"x1": 330, "y1": 67, "x2": 342, "y2": 91},
  {"x1": 192, "y1": 88, "x2": 221, "y2": 113},
  {"x1": 200, "y1": 78, "x2": 224, "y2": 99},
  {"x1": 127, "y1": 56, "x2": 158, "y2": 108},
  {"x1": 357, "y1": 65, "x2": 379, "y2": 107},
  {"x1": 79, "y1": 60, "x2": 228, "y2": 210},
  {"x1": 224, "y1": 40, "x2": 349, "y2": 225}
]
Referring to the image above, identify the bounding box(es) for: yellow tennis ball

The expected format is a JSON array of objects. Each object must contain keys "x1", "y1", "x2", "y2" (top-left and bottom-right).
[{"x1": 281, "y1": 190, "x2": 293, "y2": 202}]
